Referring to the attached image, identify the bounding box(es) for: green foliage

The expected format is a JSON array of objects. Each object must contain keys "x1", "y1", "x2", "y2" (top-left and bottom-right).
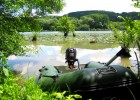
[
  {"x1": 47, "y1": 91, "x2": 82, "y2": 100},
  {"x1": 35, "y1": 11, "x2": 140, "y2": 31},
  {"x1": 20, "y1": 17, "x2": 42, "y2": 32},
  {"x1": 0, "y1": 52, "x2": 9, "y2": 84},
  {"x1": 0, "y1": 0, "x2": 65, "y2": 56},
  {"x1": 0, "y1": 17, "x2": 27, "y2": 56},
  {"x1": 68, "y1": 10, "x2": 140, "y2": 22},
  {"x1": 132, "y1": 0, "x2": 140, "y2": 8},
  {"x1": 55, "y1": 15, "x2": 76, "y2": 38},
  {"x1": 112, "y1": 16, "x2": 139, "y2": 48},
  {"x1": 36, "y1": 13, "x2": 110, "y2": 31},
  {"x1": 78, "y1": 24, "x2": 90, "y2": 31},
  {"x1": 0, "y1": 75, "x2": 82, "y2": 100},
  {"x1": 0, "y1": 76, "x2": 43, "y2": 100},
  {"x1": 109, "y1": 22, "x2": 125, "y2": 30},
  {"x1": 69, "y1": 17, "x2": 80, "y2": 31},
  {"x1": 36, "y1": 16, "x2": 59, "y2": 31},
  {"x1": 0, "y1": 0, "x2": 65, "y2": 17},
  {"x1": 80, "y1": 14, "x2": 110, "y2": 30}
]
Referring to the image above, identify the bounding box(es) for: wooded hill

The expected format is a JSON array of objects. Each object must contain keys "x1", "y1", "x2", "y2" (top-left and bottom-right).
[
  {"x1": 34, "y1": 10, "x2": 140, "y2": 31},
  {"x1": 67, "y1": 10, "x2": 140, "y2": 21}
]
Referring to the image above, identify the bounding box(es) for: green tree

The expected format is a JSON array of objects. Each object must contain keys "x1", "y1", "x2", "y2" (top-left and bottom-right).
[
  {"x1": 69, "y1": 17, "x2": 80, "y2": 31},
  {"x1": 132, "y1": 0, "x2": 140, "y2": 49},
  {"x1": 36, "y1": 16, "x2": 59, "y2": 31},
  {"x1": 78, "y1": 24, "x2": 90, "y2": 31},
  {"x1": 55, "y1": 15, "x2": 76, "y2": 38},
  {"x1": 132, "y1": 0, "x2": 140, "y2": 8},
  {"x1": 112, "y1": 0, "x2": 140, "y2": 49},
  {"x1": 109, "y1": 22, "x2": 125, "y2": 30},
  {"x1": 0, "y1": 0, "x2": 65, "y2": 56},
  {"x1": 113, "y1": 16, "x2": 136, "y2": 48},
  {"x1": 80, "y1": 16, "x2": 94, "y2": 30},
  {"x1": 79, "y1": 14, "x2": 110, "y2": 30}
]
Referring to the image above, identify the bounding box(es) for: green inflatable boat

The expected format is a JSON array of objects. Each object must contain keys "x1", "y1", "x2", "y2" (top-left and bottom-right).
[{"x1": 37, "y1": 48, "x2": 140, "y2": 99}]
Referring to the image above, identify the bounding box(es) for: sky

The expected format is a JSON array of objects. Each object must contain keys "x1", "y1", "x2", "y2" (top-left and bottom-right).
[{"x1": 56, "y1": 0, "x2": 140, "y2": 16}]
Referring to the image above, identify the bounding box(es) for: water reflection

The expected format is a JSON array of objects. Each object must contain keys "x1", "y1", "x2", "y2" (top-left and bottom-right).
[{"x1": 7, "y1": 45, "x2": 139, "y2": 77}]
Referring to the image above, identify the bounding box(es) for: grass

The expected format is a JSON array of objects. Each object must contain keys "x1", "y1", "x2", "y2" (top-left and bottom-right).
[{"x1": 0, "y1": 73, "x2": 82, "y2": 100}]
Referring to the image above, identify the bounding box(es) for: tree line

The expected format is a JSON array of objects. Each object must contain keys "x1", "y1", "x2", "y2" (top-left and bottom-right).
[
  {"x1": 36, "y1": 13, "x2": 109, "y2": 31},
  {"x1": 67, "y1": 10, "x2": 140, "y2": 21},
  {"x1": 35, "y1": 10, "x2": 140, "y2": 31}
]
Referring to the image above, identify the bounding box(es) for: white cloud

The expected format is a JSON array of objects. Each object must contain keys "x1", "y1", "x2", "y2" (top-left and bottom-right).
[{"x1": 57, "y1": 0, "x2": 139, "y2": 15}]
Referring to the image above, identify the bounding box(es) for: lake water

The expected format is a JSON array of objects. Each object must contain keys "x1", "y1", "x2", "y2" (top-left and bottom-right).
[{"x1": 7, "y1": 45, "x2": 139, "y2": 77}]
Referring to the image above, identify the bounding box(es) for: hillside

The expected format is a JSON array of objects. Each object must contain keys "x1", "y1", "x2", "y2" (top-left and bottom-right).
[{"x1": 67, "y1": 10, "x2": 140, "y2": 21}]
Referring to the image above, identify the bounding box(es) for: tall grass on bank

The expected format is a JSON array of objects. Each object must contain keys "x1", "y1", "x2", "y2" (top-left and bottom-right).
[{"x1": 0, "y1": 75, "x2": 82, "y2": 100}]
